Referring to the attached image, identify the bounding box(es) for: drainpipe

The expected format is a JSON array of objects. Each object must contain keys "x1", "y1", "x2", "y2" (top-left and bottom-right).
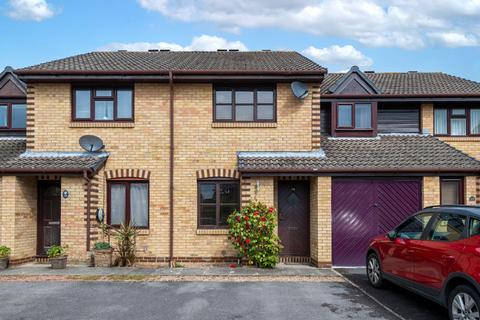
[
  {"x1": 83, "y1": 170, "x2": 92, "y2": 252},
  {"x1": 168, "y1": 71, "x2": 175, "y2": 268}
]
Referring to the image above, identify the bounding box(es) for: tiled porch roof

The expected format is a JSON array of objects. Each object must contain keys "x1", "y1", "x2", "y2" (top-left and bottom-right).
[
  {"x1": 0, "y1": 138, "x2": 108, "y2": 174},
  {"x1": 237, "y1": 134, "x2": 480, "y2": 173}
]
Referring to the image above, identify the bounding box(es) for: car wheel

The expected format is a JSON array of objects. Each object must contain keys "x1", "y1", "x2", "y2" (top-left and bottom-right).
[
  {"x1": 367, "y1": 253, "x2": 383, "y2": 288},
  {"x1": 449, "y1": 285, "x2": 480, "y2": 320}
]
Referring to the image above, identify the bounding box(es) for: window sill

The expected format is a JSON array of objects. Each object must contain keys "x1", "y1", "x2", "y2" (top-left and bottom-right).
[
  {"x1": 70, "y1": 122, "x2": 135, "y2": 128},
  {"x1": 196, "y1": 229, "x2": 229, "y2": 235},
  {"x1": 212, "y1": 122, "x2": 277, "y2": 128},
  {"x1": 335, "y1": 128, "x2": 373, "y2": 131},
  {"x1": 437, "y1": 136, "x2": 480, "y2": 142}
]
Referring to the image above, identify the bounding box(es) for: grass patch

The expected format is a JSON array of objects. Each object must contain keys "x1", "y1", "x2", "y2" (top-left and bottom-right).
[
  {"x1": 106, "y1": 275, "x2": 149, "y2": 281},
  {"x1": 66, "y1": 275, "x2": 103, "y2": 281}
]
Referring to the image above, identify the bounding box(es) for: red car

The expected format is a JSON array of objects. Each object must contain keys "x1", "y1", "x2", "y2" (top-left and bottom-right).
[{"x1": 367, "y1": 205, "x2": 480, "y2": 320}]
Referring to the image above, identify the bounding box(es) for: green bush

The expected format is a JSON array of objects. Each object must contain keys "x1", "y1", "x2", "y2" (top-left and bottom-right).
[
  {"x1": 94, "y1": 242, "x2": 112, "y2": 250},
  {"x1": 47, "y1": 245, "x2": 68, "y2": 258},
  {"x1": 0, "y1": 246, "x2": 11, "y2": 258},
  {"x1": 227, "y1": 201, "x2": 282, "y2": 268}
]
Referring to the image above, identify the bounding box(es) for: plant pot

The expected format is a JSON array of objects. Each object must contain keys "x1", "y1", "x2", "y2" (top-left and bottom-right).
[
  {"x1": 50, "y1": 256, "x2": 67, "y2": 269},
  {"x1": 0, "y1": 257, "x2": 9, "y2": 270},
  {"x1": 93, "y1": 248, "x2": 113, "y2": 267}
]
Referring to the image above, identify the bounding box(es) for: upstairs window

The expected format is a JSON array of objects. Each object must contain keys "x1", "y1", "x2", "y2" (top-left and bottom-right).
[
  {"x1": 214, "y1": 87, "x2": 276, "y2": 122},
  {"x1": 73, "y1": 88, "x2": 133, "y2": 121},
  {"x1": 0, "y1": 103, "x2": 27, "y2": 131},
  {"x1": 434, "y1": 107, "x2": 480, "y2": 136},
  {"x1": 336, "y1": 103, "x2": 372, "y2": 129}
]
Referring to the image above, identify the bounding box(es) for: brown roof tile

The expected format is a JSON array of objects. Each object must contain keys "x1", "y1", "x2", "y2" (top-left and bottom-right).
[
  {"x1": 17, "y1": 51, "x2": 326, "y2": 74},
  {"x1": 322, "y1": 72, "x2": 480, "y2": 95},
  {"x1": 0, "y1": 138, "x2": 108, "y2": 173},
  {"x1": 238, "y1": 135, "x2": 480, "y2": 172}
]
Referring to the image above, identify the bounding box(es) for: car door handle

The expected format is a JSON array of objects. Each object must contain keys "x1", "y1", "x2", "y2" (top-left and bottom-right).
[
  {"x1": 407, "y1": 249, "x2": 415, "y2": 254},
  {"x1": 442, "y1": 255, "x2": 456, "y2": 263}
]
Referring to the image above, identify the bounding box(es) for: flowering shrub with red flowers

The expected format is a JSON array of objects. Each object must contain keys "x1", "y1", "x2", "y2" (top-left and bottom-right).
[{"x1": 227, "y1": 201, "x2": 282, "y2": 268}]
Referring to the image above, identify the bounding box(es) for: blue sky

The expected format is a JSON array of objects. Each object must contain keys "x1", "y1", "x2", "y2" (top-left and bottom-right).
[{"x1": 1, "y1": 0, "x2": 480, "y2": 80}]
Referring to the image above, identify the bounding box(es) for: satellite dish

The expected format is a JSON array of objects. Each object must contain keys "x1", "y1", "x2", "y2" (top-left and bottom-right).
[
  {"x1": 79, "y1": 135, "x2": 104, "y2": 152},
  {"x1": 291, "y1": 81, "x2": 309, "y2": 99}
]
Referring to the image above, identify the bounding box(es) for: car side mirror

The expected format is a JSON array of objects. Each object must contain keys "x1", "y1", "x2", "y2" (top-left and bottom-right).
[{"x1": 387, "y1": 230, "x2": 397, "y2": 241}]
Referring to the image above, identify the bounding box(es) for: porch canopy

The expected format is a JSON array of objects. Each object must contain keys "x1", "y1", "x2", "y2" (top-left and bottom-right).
[
  {"x1": 237, "y1": 134, "x2": 480, "y2": 175},
  {"x1": 0, "y1": 137, "x2": 108, "y2": 175}
]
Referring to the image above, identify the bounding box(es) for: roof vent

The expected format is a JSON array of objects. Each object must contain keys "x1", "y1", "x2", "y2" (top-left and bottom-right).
[
  {"x1": 148, "y1": 49, "x2": 159, "y2": 52},
  {"x1": 262, "y1": 49, "x2": 272, "y2": 52},
  {"x1": 117, "y1": 50, "x2": 127, "y2": 52},
  {"x1": 217, "y1": 49, "x2": 227, "y2": 52},
  {"x1": 364, "y1": 70, "x2": 375, "y2": 73},
  {"x1": 228, "y1": 49, "x2": 239, "y2": 52},
  {"x1": 160, "y1": 49, "x2": 170, "y2": 52},
  {"x1": 408, "y1": 71, "x2": 418, "y2": 74}
]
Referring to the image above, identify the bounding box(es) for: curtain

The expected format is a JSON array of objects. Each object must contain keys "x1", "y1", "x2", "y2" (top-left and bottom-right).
[
  {"x1": 94, "y1": 101, "x2": 114, "y2": 120},
  {"x1": 355, "y1": 104, "x2": 372, "y2": 128},
  {"x1": 451, "y1": 118, "x2": 466, "y2": 136},
  {"x1": 434, "y1": 109, "x2": 447, "y2": 134},
  {"x1": 338, "y1": 104, "x2": 352, "y2": 127},
  {"x1": 110, "y1": 184, "x2": 126, "y2": 225},
  {"x1": 130, "y1": 183, "x2": 148, "y2": 227},
  {"x1": 471, "y1": 109, "x2": 480, "y2": 134}
]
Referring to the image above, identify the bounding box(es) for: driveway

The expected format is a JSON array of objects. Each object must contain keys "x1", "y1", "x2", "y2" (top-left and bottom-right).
[
  {"x1": 337, "y1": 268, "x2": 449, "y2": 320},
  {"x1": 0, "y1": 280, "x2": 397, "y2": 320}
]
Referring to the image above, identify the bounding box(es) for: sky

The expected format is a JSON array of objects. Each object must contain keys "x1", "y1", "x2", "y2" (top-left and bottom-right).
[{"x1": 1, "y1": 0, "x2": 480, "y2": 80}]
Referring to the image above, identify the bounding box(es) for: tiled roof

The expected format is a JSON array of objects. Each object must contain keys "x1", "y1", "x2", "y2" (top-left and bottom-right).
[
  {"x1": 238, "y1": 135, "x2": 480, "y2": 172},
  {"x1": 0, "y1": 138, "x2": 108, "y2": 173},
  {"x1": 321, "y1": 72, "x2": 480, "y2": 95},
  {"x1": 17, "y1": 51, "x2": 326, "y2": 74}
]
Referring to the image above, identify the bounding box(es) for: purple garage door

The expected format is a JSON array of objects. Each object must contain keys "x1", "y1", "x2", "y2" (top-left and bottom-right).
[{"x1": 332, "y1": 179, "x2": 421, "y2": 266}]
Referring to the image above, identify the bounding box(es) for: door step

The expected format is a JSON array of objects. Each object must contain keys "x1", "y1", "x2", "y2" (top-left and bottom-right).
[{"x1": 279, "y1": 256, "x2": 311, "y2": 264}]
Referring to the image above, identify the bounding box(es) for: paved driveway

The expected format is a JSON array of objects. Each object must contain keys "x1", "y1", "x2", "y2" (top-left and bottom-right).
[
  {"x1": 0, "y1": 280, "x2": 397, "y2": 320},
  {"x1": 337, "y1": 268, "x2": 449, "y2": 320}
]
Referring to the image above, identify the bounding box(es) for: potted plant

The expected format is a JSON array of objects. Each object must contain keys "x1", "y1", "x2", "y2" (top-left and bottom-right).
[
  {"x1": 93, "y1": 242, "x2": 113, "y2": 267},
  {"x1": 47, "y1": 245, "x2": 68, "y2": 269},
  {"x1": 0, "y1": 246, "x2": 11, "y2": 270}
]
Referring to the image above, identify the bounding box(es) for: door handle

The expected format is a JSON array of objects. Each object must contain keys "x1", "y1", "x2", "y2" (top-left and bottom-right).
[
  {"x1": 442, "y1": 255, "x2": 456, "y2": 263},
  {"x1": 407, "y1": 249, "x2": 415, "y2": 254},
  {"x1": 48, "y1": 221, "x2": 60, "y2": 226}
]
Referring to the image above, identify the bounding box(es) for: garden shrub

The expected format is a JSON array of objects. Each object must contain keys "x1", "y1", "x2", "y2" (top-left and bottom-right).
[{"x1": 227, "y1": 201, "x2": 282, "y2": 268}]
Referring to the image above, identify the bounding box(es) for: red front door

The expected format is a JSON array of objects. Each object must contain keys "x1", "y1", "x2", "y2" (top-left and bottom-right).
[{"x1": 37, "y1": 181, "x2": 61, "y2": 255}]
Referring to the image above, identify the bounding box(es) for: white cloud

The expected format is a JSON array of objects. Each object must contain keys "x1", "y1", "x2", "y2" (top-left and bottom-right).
[
  {"x1": 136, "y1": 0, "x2": 480, "y2": 49},
  {"x1": 98, "y1": 35, "x2": 248, "y2": 51},
  {"x1": 303, "y1": 45, "x2": 373, "y2": 69},
  {"x1": 428, "y1": 32, "x2": 479, "y2": 47},
  {"x1": 7, "y1": 0, "x2": 56, "y2": 21}
]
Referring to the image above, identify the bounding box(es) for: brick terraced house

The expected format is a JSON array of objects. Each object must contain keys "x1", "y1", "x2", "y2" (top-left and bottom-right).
[{"x1": 1, "y1": 51, "x2": 480, "y2": 267}]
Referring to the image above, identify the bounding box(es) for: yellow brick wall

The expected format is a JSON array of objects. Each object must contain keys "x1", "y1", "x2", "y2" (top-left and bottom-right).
[
  {"x1": 465, "y1": 176, "x2": 477, "y2": 205},
  {"x1": 14, "y1": 177, "x2": 37, "y2": 259},
  {"x1": 0, "y1": 176, "x2": 37, "y2": 260},
  {"x1": 27, "y1": 82, "x2": 314, "y2": 260},
  {"x1": 423, "y1": 176, "x2": 440, "y2": 207},
  {"x1": 61, "y1": 177, "x2": 87, "y2": 261},
  {"x1": 310, "y1": 176, "x2": 331, "y2": 266}
]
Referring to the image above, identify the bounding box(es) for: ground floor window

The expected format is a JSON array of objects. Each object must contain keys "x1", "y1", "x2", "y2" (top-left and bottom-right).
[
  {"x1": 440, "y1": 177, "x2": 464, "y2": 205},
  {"x1": 108, "y1": 180, "x2": 149, "y2": 228},
  {"x1": 198, "y1": 180, "x2": 240, "y2": 228}
]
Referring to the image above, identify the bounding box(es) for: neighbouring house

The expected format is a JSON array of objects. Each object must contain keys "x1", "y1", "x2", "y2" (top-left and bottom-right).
[{"x1": 0, "y1": 51, "x2": 479, "y2": 267}]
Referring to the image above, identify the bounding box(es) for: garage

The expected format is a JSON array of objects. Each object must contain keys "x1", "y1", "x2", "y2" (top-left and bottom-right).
[{"x1": 332, "y1": 178, "x2": 422, "y2": 267}]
